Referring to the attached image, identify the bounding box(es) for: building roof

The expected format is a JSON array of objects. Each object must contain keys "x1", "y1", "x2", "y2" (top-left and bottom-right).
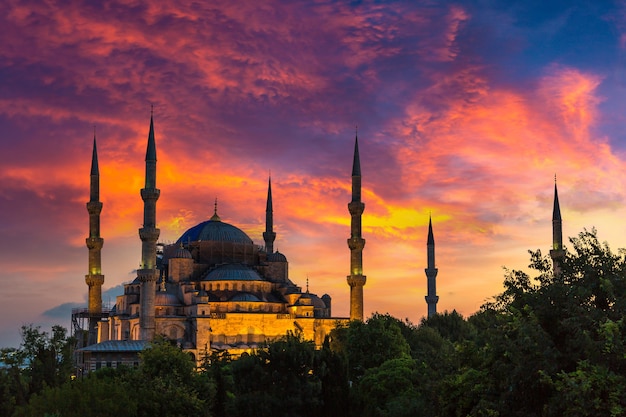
[
  {"x1": 230, "y1": 292, "x2": 262, "y2": 302},
  {"x1": 172, "y1": 245, "x2": 193, "y2": 259},
  {"x1": 204, "y1": 264, "x2": 263, "y2": 281},
  {"x1": 78, "y1": 340, "x2": 149, "y2": 353},
  {"x1": 267, "y1": 250, "x2": 287, "y2": 262},
  {"x1": 176, "y1": 218, "x2": 253, "y2": 245},
  {"x1": 155, "y1": 292, "x2": 182, "y2": 306}
]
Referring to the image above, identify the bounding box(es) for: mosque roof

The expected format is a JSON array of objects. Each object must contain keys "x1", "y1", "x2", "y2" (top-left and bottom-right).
[
  {"x1": 204, "y1": 264, "x2": 263, "y2": 281},
  {"x1": 172, "y1": 245, "x2": 192, "y2": 259},
  {"x1": 176, "y1": 217, "x2": 253, "y2": 245},
  {"x1": 267, "y1": 251, "x2": 287, "y2": 262},
  {"x1": 309, "y1": 293, "x2": 328, "y2": 309},
  {"x1": 230, "y1": 292, "x2": 262, "y2": 302},
  {"x1": 78, "y1": 340, "x2": 149, "y2": 352},
  {"x1": 155, "y1": 292, "x2": 182, "y2": 306}
]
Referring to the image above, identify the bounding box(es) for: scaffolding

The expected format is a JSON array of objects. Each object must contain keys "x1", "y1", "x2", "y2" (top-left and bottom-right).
[
  {"x1": 72, "y1": 308, "x2": 112, "y2": 347},
  {"x1": 72, "y1": 307, "x2": 111, "y2": 375}
]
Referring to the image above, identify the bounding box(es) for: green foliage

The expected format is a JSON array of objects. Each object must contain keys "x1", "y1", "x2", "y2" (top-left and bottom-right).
[
  {"x1": 331, "y1": 313, "x2": 411, "y2": 381},
  {"x1": 13, "y1": 369, "x2": 137, "y2": 417},
  {"x1": 544, "y1": 361, "x2": 625, "y2": 417},
  {"x1": 222, "y1": 332, "x2": 323, "y2": 417},
  {"x1": 0, "y1": 324, "x2": 75, "y2": 416},
  {"x1": 356, "y1": 356, "x2": 427, "y2": 417},
  {"x1": 12, "y1": 338, "x2": 215, "y2": 417},
  {"x1": 7, "y1": 228, "x2": 626, "y2": 416}
]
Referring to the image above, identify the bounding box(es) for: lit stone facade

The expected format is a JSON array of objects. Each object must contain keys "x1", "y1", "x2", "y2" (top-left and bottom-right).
[{"x1": 101, "y1": 216, "x2": 343, "y2": 359}]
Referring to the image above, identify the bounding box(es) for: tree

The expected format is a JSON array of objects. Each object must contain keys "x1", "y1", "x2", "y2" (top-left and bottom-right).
[
  {"x1": 331, "y1": 314, "x2": 411, "y2": 382},
  {"x1": 455, "y1": 229, "x2": 626, "y2": 416},
  {"x1": 133, "y1": 337, "x2": 214, "y2": 417},
  {"x1": 356, "y1": 356, "x2": 427, "y2": 417},
  {"x1": 226, "y1": 332, "x2": 323, "y2": 417},
  {"x1": 13, "y1": 337, "x2": 215, "y2": 417}
]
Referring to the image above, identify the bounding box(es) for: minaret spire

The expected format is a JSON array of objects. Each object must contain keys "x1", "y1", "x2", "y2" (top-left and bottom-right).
[
  {"x1": 138, "y1": 111, "x2": 161, "y2": 340},
  {"x1": 425, "y1": 214, "x2": 439, "y2": 318},
  {"x1": 210, "y1": 197, "x2": 221, "y2": 221},
  {"x1": 85, "y1": 133, "x2": 105, "y2": 345},
  {"x1": 550, "y1": 176, "x2": 564, "y2": 277},
  {"x1": 263, "y1": 175, "x2": 276, "y2": 253},
  {"x1": 347, "y1": 133, "x2": 366, "y2": 321}
]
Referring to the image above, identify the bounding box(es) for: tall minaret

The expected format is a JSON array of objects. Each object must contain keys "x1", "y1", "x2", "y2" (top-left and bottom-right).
[
  {"x1": 138, "y1": 111, "x2": 160, "y2": 341},
  {"x1": 424, "y1": 215, "x2": 439, "y2": 318},
  {"x1": 550, "y1": 177, "x2": 564, "y2": 276},
  {"x1": 347, "y1": 134, "x2": 366, "y2": 321},
  {"x1": 85, "y1": 134, "x2": 104, "y2": 345},
  {"x1": 263, "y1": 175, "x2": 276, "y2": 253}
]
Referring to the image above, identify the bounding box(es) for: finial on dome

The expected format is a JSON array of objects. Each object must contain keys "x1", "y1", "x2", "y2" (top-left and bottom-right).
[
  {"x1": 306, "y1": 276, "x2": 309, "y2": 293},
  {"x1": 210, "y1": 197, "x2": 221, "y2": 221}
]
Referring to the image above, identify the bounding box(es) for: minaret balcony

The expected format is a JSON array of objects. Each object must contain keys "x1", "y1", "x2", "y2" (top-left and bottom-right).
[
  {"x1": 348, "y1": 201, "x2": 365, "y2": 216},
  {"x1": 139, "y1": 227, "x2": 161, "y2": 241},
  {"x1": 85, "y1": 274, "x2": 104, "y2": 287},
  {"x1": 347, "y1": 275, "x2": 366, "y2": 287},
  {"x1": 425, "y1": 295, "x2": 439, "y2": 304},
  {"x1": 347, "y1": 237, "x2": 365, "y2": 251},
  {"x1": 86, "y1": 236, "x2": 104, "y2": 250},
  {"x1": 86, "y1": 201, "x2": 103, "y2": 215},
  {"x1": 140, "y1": 188, "x2": 161, "y2": 201},
  {"x1": 137, "y1": 268, "x2": 158, "y2": 283}
]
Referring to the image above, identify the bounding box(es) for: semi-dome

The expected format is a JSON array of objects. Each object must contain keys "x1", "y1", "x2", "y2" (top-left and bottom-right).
[
  {"x1": 309, "y1": 294, "x2": 328, "y2": 309},
  {"x1": 204, "y1": 264, "x2": 263, "y2": 281},
  {"x1": 155, "y1": 292, "x2": 182, "y2": 306},
  {"x1": 267, "y1": 250, "x2": 287, "y2": 262},
  {"x1": 172, "y1": 244, "x2": 192, "y2": 259},
  {"x1": 176, "y1": 217, "x2": 253, "y2": 245},
  {"x1": 230, "y1": 293, "x2": 261, "y2": 302}
]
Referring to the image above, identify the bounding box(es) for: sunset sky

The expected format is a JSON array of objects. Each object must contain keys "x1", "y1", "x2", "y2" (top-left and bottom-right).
[{"x1": 1, "y1": 0, "x2": 626, "y2": 347}]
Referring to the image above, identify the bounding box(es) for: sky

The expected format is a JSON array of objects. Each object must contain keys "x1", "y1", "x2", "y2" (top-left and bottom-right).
[{"x1": 1, "y1": 0, "x2": 626, "y2": 347}]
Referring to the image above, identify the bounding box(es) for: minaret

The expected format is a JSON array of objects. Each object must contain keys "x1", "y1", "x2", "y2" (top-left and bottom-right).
[
  {"x1": 347, "y1": 134, "x2": 366, "y2": 321},
  {"x1": 549, "y1": 177, "x2": 564, "y2": 276},
  {"x1": 424, "y1": 215, "x2": 439, "y2": 318},
  {"x1": 85, "y1": 134, "x2": 104, "y2": 345},
  {"x1": 263, "y1": 175, "x2": 276, "y2": 253},
  {"x1": 138, "y1": 111, "x2": 160, "y2": 340}
]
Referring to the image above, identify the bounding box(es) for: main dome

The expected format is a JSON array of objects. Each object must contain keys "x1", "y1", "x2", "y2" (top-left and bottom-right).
[{"x1": 176, "y1": 217, "x2": 253, "y2": 245}]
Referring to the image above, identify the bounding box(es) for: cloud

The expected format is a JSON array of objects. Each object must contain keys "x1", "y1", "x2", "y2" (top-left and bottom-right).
[
  {"x1": 1, "y1": 0, "x2": 626, "y2": 345},
  {"x1": 43, "y1": 303, "x2": 84, "y2": 320}
]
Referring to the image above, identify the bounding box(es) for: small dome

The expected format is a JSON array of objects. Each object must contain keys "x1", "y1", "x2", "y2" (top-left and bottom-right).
[
  {"x1": 309, "y1": 294, "x2": 328, "y2": 309},
  {"x1": 204, "y1": 264, "x2": 263, "y2": 281},
  {"x1": 267, "y1": 251, "x2": 287, "y2": 262},
  {"x1": 172, "y1": 245, "x2": 192, "y2": 259},
  {"x1": 155, "y1": 292, "x2": 182, "y2": 306},
  {"x1": 230, "y1": 292, "x2": 261, "y2": 302},
  {"x1": 296, "y1": 293, "x2": 314, "y2": 306},
  {"x1": 177, "y1": 218, "x2": 253, "y2": 245}
]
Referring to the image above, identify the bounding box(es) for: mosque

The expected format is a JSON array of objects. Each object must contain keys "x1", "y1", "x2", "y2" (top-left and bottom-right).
[
  {"x1": 75, "y1": 113, "x2": 382, "y2": 370},
  {"x1": 76, "y1": 113, "x2": 564, "y2": 372}
]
